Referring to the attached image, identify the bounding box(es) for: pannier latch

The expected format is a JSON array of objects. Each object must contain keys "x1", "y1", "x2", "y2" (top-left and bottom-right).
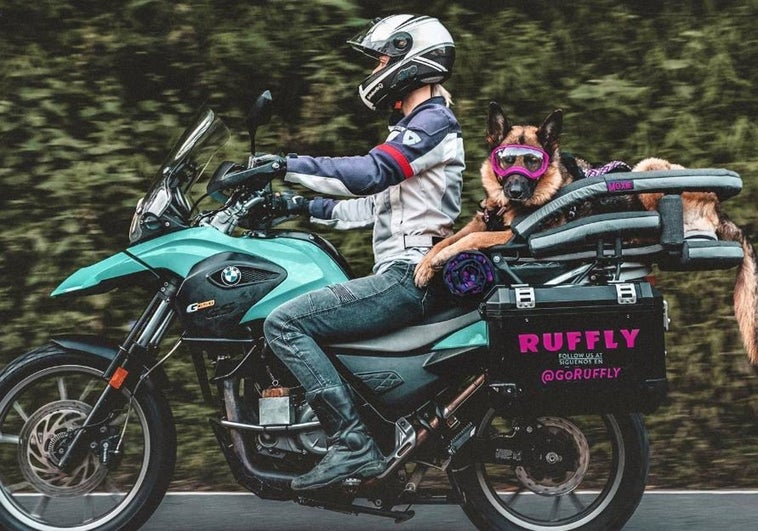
[
  {"x1": 513, "y1": 285, "x2": 536, "y2": 309},
  {"x1": 614, "y1": 283, "x2": 637, "y2": 305}
]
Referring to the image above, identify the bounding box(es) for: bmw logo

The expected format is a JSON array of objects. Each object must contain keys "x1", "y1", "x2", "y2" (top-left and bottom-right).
[{"x1": 221, "y1": 266, "x2": 242, "y2": 286}]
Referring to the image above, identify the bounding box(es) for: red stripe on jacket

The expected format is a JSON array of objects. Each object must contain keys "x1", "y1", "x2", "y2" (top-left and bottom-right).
[{"x1": 375, "y1": 144, "x2": 414, "y2": 179}]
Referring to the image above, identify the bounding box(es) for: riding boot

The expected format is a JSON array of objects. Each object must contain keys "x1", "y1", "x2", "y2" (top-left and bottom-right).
[{"x1": 291, "y1": 384, "x2": 386, "y2": 490}]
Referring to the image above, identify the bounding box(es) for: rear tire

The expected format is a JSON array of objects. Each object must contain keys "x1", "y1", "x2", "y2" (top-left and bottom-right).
[
  {"x1": 450, "y1": 409, "x2": 648, "y2": 531},
  {"x1": 0, "y1": 343, "x2": 176, "y2": 531}
]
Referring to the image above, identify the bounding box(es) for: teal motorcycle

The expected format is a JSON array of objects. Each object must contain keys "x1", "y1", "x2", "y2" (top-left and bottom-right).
[{"x1": 0, "y1": 92, "x2": 745, "y2": 530}]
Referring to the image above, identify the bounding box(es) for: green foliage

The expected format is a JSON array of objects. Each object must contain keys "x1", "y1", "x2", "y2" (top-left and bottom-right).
[{"x1": 1, "y1": 0, "x2": 757, "y2": 489}]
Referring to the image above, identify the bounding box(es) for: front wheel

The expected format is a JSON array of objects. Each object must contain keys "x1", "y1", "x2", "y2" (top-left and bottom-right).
[
  {"x1": 0, "y1": 344, "x2": 176, "y2": 531},
  {"x1": 450, "y1": 409, "x2": 648, "y2": 531}
]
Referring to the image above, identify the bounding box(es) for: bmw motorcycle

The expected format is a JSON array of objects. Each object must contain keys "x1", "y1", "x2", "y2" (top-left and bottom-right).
[{"x1": 0, "y1": 91, "x2": 745, "y2": 530}]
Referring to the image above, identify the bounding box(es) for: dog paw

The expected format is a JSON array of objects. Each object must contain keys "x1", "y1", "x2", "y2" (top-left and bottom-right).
[{"x1": 414, "y1": 261, "x2": 435, "y2": 287}]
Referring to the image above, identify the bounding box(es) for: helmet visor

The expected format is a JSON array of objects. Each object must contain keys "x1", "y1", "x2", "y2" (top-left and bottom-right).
[
  {"x1": 347, "y1": 18, "x2": 413, "y2": 59},
  {"x1": 490, "y1": 145, "x2": 550, "y2": 180}
]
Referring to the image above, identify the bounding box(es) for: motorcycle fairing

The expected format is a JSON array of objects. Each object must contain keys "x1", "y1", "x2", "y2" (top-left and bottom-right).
[
  {"x1": 52, "y1": 227, "x2": 350, "y2": 321},
  {"x1": 432, "y1": 320, "x2": 488, "y2": 350},
  {"x1": 337, "y1": 351, "x2": 445, "y2": 415},
  {"x1": 175, "y1": 252, "x2": 287, "y2": 338},
  {"x1": 326, "y1": 309, "x2": 483, "y2": 353},
  {"x1": 336, "y1": 345, "x2": 487, "y2": 416},
  {"x1": 51, "y1": 251, "x2": 149, "y2": 297}
]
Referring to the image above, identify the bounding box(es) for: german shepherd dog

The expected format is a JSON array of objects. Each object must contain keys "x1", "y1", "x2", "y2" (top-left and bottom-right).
[
  {"x1": 414, "y1": 102, "x2": 579, "y2": 286},
  {"x1": 414, "y1": 102, "x2": 758, "y2": 364}
]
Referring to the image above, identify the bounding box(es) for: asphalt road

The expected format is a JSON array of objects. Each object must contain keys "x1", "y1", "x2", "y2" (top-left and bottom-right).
[{"x1": 141, "y1": 491, "x2": 758, "y2": 530}]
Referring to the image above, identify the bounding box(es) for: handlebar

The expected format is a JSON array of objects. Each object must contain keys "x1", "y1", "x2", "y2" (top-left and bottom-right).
[{"x1": 200, "y1": 159, "x2": 304, "y2": 235}]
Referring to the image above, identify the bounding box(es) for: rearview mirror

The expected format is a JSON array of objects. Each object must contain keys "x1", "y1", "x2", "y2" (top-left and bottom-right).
[{"x1": 247, "y1": 90, "x2": 273, "y2": 153}]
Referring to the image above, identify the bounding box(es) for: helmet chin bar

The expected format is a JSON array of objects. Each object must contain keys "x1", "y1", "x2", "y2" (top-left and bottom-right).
[
  {"x1": 358, "y1": 84, "x2": 380, "y2": 112},
  {"x1": 357, "y1": 61, "x2": 404, "y2": 111}
]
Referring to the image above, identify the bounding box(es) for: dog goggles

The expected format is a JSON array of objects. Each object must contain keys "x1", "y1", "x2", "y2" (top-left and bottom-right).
[{"x1": 490, "y1": 144, "x2": 550, "y2": 180}]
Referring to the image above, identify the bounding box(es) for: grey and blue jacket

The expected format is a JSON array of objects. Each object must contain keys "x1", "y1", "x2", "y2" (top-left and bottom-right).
[{"x1": 284, "y1": 96, "x2": 465, "y2": 274}]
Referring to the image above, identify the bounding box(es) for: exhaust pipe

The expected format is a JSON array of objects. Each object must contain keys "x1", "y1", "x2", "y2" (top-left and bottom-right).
[{"x1": 212, "y1": 378, "x2": 296, "y2": 500}]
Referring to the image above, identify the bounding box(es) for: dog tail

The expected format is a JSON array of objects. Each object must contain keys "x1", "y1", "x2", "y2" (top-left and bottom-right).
[{"x1": 717, "y1": 212, "x2": 758, "y2": 364}]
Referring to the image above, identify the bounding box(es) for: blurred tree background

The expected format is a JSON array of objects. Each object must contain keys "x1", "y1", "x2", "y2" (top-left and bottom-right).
[{"x1": 1, "y1": 0, "x2": 757, "y2": 489}]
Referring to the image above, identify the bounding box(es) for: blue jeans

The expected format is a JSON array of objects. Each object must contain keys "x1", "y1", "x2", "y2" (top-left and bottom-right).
[{"x1": 263, "y1": 261, "x2": 446, "y2": 394}]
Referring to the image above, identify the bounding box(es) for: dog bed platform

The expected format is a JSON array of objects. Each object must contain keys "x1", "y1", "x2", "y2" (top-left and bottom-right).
[{"x1": 491, "y1": 168, "x2": 744, "y2": 273}]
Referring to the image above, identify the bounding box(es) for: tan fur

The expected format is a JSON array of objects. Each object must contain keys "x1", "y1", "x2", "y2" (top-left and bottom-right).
[
  {"x1": 414, "y1": 107, "x2": 572, "y2": 288},
  {"x1": 634, "y1": 158, "x2": 721, "y2": 234},
  {"x1": 634, "y1": 157, "x2": 758, "y2": 365},
  {"x1": 479, "y1": 125, "x2": 569, "y2": 210}
]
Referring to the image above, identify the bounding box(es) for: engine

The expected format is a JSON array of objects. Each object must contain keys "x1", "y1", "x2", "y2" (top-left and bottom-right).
[{"x1": 256, "y1": 400, "x2": 327, "y2": 457}]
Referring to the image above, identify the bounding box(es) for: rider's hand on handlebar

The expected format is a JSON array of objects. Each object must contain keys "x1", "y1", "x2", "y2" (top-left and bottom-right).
[
  {"x1": 250, "y1": 153, "x2": 287, "y2": 174},
  {"x1": 238, "y1": 190, "x2": 307, "y2": 231},
  {"x1": 208, "y1": 154, "x2": 286, "y2": 201},
  {"x1": 271, "y1": 190, "x2": 310, "y2": 216}
]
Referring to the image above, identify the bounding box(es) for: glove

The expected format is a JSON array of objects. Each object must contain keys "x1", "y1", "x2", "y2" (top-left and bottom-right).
[
  {"x1": 271, "y1": 190, "x2": 309, "y2": 216},
  {"x1": 250, "y1": 153, "x2": 287, "y2": 177},
  {"x1": 208, "y1": 155, "x2": 286, "y2": 200}
]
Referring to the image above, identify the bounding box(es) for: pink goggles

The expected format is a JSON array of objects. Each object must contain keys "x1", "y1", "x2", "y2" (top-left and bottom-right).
[{"x1": 490, "y1": 144, "x2": 550, "y2": 180}]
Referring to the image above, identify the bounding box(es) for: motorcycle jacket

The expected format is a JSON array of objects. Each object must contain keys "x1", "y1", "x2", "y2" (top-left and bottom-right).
[{"x1": 284, "y1": 96, "x2": 464, "y2": 273}]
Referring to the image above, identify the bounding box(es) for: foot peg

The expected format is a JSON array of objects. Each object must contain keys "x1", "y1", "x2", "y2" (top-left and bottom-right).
[{"x1": 342, "y1": 478, "x2": 361, "y2": 488}]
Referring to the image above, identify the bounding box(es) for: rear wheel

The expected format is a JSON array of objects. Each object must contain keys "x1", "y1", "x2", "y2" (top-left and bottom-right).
[
  {"x1": 0, "y1": 344, "x2": 176, "y2": 531},
  {"x1": 450, "y1": 409, "x2": 648, "y2": 530}
]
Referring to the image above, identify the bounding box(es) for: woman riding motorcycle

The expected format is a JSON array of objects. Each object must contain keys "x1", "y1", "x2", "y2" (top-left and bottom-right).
[{"x1": 263, "y1": 14, "x2": 465, "y2": 490}]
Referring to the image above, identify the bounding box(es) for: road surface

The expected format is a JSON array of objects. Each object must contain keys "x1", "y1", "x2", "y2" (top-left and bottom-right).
[{"x1": 141, "y1": 491, "x2": 758, "y2": 530}]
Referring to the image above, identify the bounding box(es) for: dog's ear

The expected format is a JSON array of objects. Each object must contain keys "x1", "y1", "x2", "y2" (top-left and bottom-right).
[
  {"x1": 486, "y1": 101, "x2": 511, "y2": 149},
  {"x1": 538, "y1": 109, "x2": 563, "y2": 154}
]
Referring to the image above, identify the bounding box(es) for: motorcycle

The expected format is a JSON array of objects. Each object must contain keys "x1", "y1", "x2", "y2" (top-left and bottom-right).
[{"x1": 0, "y1": 91, "x2": 745, "y2": 530}]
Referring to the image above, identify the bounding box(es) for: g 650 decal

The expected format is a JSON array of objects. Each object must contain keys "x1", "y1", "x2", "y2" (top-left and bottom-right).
[{"x1": 186, "y1": 299, "x2": 215, "y2": 313}]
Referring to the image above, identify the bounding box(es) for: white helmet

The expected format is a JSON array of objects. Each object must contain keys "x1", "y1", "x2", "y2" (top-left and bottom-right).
[{"x1": 348, "y1": 15, "x2": 455, "y2": 111}]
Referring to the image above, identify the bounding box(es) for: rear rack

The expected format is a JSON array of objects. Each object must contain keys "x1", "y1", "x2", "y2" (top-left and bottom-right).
[{"x1": 489, "y1": 168, "x2": 744, "y2": 273}]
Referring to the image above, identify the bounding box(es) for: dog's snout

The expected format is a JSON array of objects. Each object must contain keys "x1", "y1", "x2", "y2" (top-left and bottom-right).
[
  {"x1": 503, "y1": 173, "x2": 535, "y2": 202},
  {"x1": 508, "y1": 183, "x2": 524, "y2": 198},
  {"x1": 505, "y1": 178, "x2": 526, "y2": 200}
]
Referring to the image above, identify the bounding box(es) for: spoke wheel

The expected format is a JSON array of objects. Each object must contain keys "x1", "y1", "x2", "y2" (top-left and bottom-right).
[
  {"x1": 0, "y1": 344, "x2": 175, "y2": 531},
  {"x1": 450, "y1": 409, "x2": 648, "y2": 531}
]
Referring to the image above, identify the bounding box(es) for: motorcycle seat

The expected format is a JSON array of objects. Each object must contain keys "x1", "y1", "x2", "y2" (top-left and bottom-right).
[{"x1": 324, "y1": 300, "x2": 481, "y2": 354}]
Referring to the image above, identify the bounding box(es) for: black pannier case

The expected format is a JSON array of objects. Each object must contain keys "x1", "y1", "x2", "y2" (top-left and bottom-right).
[{"x1": 481, "y1": 282, "x2": 667, "y2": 415}]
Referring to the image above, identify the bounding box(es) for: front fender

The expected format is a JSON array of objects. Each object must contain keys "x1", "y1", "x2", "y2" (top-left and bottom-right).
[
  {"x1": 50, "y1": 335, "x2": 169, "y2": 390},
  {"x1": 51, "y1": 335, "x2": 122, "y2": 361}
]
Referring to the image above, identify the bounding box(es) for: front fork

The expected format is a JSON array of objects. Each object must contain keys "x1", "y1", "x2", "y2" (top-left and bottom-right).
[{"x1": 57, "y1": 279, "x2": 179, "y2": 470}]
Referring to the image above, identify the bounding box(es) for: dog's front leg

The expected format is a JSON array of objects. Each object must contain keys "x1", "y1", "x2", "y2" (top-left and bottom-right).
[
  {"x1": 414, "y1": 218, "x2": 486, "y2": 287},
  {"x1": 430, "y1": 230, "x2": 515, "y2": 269}
]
